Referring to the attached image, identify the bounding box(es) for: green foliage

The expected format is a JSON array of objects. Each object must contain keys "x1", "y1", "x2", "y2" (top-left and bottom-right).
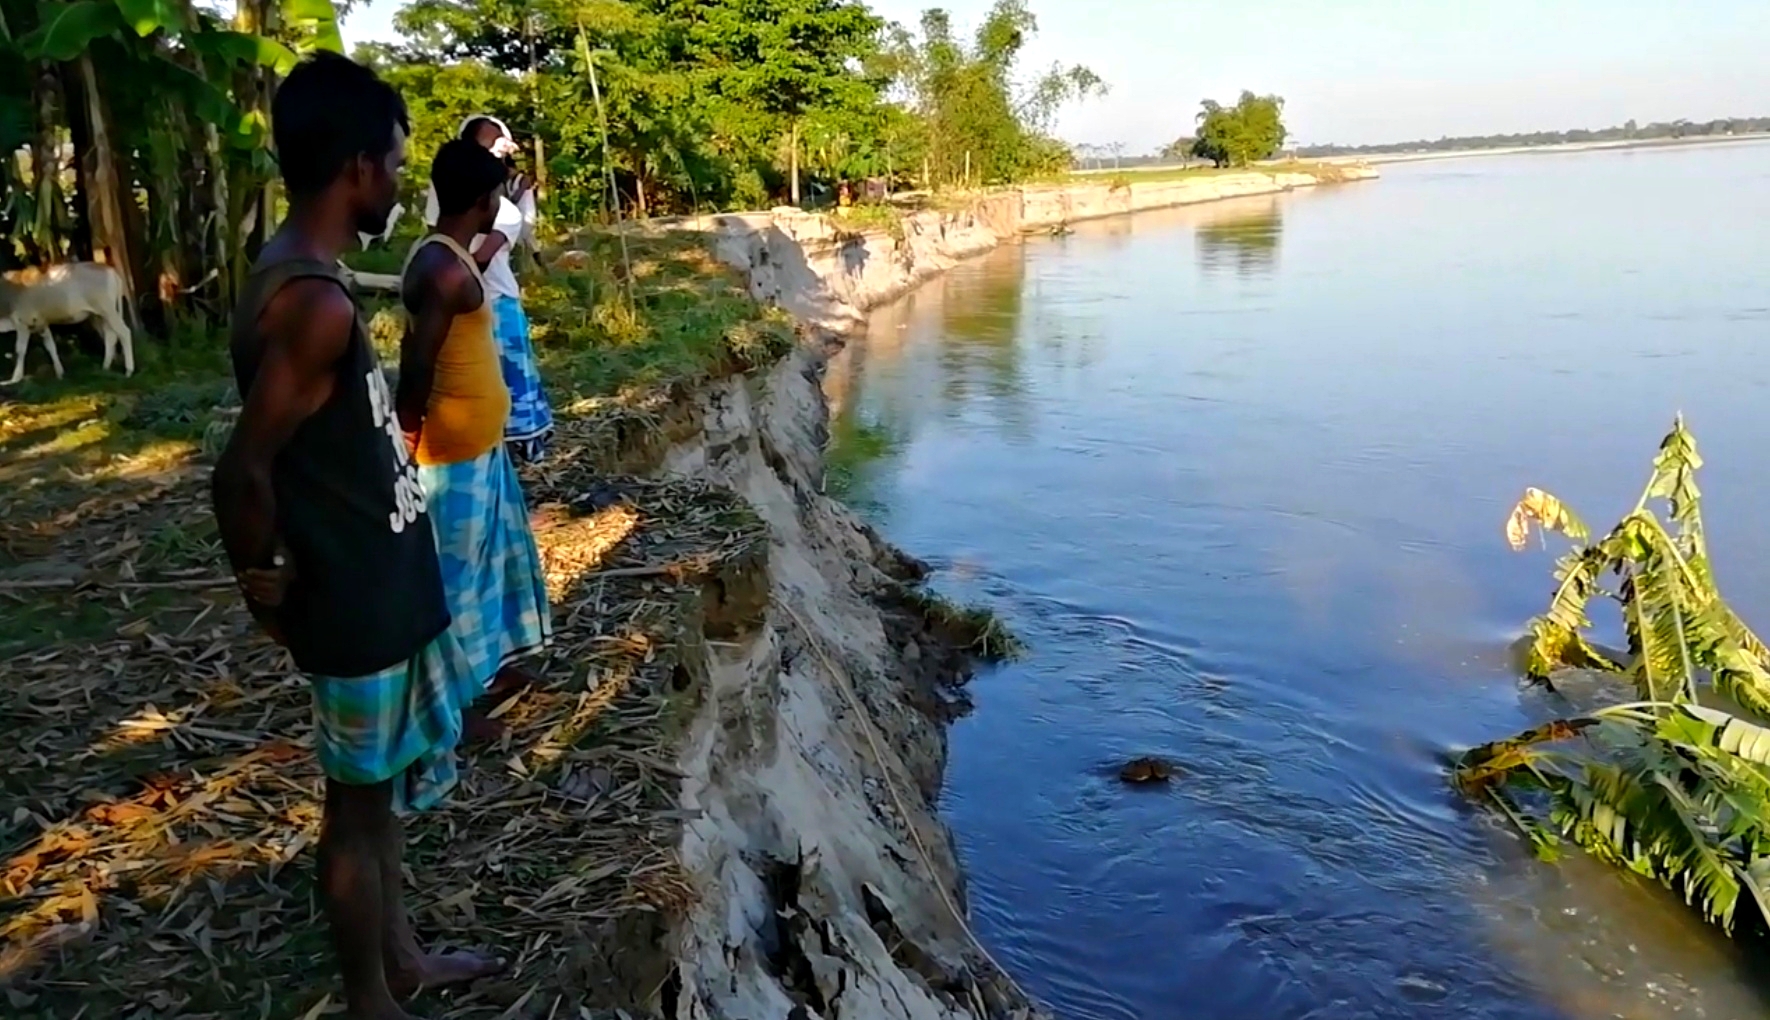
[
  {"x1": 886, "y1": 1, "x2": 1103, "y2": 187},
  {"x1": 1192, "y1": 91, "x2": 1286, "y2": 168},
  {"x1": 3, "y1": 0, "x2": 345, "y2": 322},
  {"x1": 375, "y1": 0, "x2": 895, "y2": 216},
  {"x1": 1158, "y1": 135, "x2": 1194, "y2": 163},
  {"x1": 1458, "y1": 417, "x2": 1770, "y2": 934},
  {"x1": 525, "y1": 230, "x2": 796, "y2": 402},
  {"x1": 19, "y1": 2, "x2": 123, "y2": 61}
]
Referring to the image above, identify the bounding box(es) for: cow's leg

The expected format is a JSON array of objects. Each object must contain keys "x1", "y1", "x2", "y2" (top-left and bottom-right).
[
  {"x1": 4, "y1": 324, "x2": 27, "y2": 385},
  {"x1": 98, "y1": 314, "x2": 134, "y2": 377},
  {"x1": 117, "y1": 315, "x2": 135, "y2": 377},
  {"x1": 41, "y1": 326, "x2": 64, "y2": 380}
]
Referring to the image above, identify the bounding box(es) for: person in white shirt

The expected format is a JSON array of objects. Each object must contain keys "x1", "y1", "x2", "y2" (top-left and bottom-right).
[{"x1": 423, "y1": 114, "x2": 555, "y2": 462}]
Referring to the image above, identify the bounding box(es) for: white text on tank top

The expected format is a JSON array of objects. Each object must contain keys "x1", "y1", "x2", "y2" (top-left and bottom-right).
[{"x1": 365, "y1": 367, "x2": 426, "y2": 533}]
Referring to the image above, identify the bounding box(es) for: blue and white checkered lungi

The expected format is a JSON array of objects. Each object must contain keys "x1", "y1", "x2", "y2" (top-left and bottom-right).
[
  {"x1": 309, "y1": 629, "x2": 478, "y2": 813},
  {"x1": 417, "y1": 443, "x2": 553, "y2": 692},
  {"x1": 492, "y1": 295, "x2": 554, "y2": 463}
]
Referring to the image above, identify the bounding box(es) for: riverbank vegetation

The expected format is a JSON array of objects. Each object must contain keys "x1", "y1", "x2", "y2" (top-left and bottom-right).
[{"x1": 1455, "y1": 418, "x2": 1770, "y2": 934}]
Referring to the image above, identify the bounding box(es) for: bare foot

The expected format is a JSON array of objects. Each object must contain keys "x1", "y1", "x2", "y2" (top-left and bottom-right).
[
  {"x1": 388, "y1": 948, "x2": 506, "y2": 999},
  {"x1": 488, "y1": 663, "x2": 538, "y2": 699},
  {"x1": 461, "y1": 706, "x2": 506, "y2": 745}
]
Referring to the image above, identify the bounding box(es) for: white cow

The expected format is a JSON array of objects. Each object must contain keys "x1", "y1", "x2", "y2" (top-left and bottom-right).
[{"x1": 0, "y1": 262, "x2": 136, "y2": 385}]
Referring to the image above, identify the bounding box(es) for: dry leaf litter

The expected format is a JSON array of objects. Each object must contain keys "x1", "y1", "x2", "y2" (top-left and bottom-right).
[{"x1": 2, "y1": 403, "x2": 770, "y2": 1020}]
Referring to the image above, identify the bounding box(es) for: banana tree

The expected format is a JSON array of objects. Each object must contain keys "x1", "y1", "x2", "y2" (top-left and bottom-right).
[
  {"x1": 1460, "y1": 417, "x2": 1770, "y2": 933},
  {"x1": 9, "y1": 0, "x2": 342, "y2": 320}
]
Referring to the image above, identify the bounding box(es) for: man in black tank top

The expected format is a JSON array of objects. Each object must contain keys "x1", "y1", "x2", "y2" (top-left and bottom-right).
[{"x1": 210, "y1": 54, "x2": 501, "y2": 1020}]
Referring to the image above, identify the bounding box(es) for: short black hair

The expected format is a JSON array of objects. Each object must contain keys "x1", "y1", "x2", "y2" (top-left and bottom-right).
[
  {"x1": 431, "y1": 138, "x2": 508, "y2": 216},
  {"x1": 272, "y1": 53, "x2": 409, "y2": 196}
]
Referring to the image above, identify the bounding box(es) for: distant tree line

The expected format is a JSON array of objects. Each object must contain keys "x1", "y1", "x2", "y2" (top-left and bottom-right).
[{"x1": 1296, "y1": 116, "x2": 1770, "y2": 158}]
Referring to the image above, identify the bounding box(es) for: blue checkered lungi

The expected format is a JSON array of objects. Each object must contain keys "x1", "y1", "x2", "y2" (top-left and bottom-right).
[
  {"x1": 309, "y1": 629, "x2": 478, "y2": 813},
  {"x1": 492, "y1": 295, "x2": 554, "y2": 463},
  {"x1": 417, "y1": 443, "x2": 553, "y2": 692}
]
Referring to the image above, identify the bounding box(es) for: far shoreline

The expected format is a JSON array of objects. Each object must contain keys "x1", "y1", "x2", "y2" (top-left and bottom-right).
[{"x1": 1322, "y1": 131, "x2": 1770, "y2": 166}]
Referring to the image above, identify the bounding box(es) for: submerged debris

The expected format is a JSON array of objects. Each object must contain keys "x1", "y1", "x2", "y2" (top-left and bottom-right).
[
  {"x1": 1117, "y1": 757, "x2": 1178, "y2": 784},
  {"x1": 1458, "y1": 417, "x2": 1770, "y2": 935}
]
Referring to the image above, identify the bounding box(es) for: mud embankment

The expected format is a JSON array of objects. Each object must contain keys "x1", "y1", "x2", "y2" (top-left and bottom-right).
[{"x1": 703, "y1": 167, "x2": 1376, "y2": 329}]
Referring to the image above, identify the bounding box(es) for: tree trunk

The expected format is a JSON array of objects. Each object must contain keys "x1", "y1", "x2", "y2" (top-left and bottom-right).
[
  {"x1": 26, "y1": 65, "x2": 64, "y2": 264},
  {"x1": 789, "y1": 121, "x2": 800, "y2": 206},
  {"x1": 60, "y1": 64, "x2": 94, "y2": 262},
  {"x1": 208, "y1": 123, "x2": 230, "y2": 299},
  {"x1": 634, "y1": 172, "x2": 647, "y2": 218},
  {"x1": 533, "y1": 136, "x2": 547, "y2": 208},
  {"x1": 75, "y1": 53, "x2": 138, "y2": 303},
  {"x1": 234, "y1": 0, "x2": 277, "y2": 268}
]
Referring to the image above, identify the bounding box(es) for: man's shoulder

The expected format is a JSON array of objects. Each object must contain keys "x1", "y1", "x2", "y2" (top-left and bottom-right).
[
  {"x1": 406, "y1": 244, "x2": 479, "y2": 308},
  {"x1": 258, "y1": 277, "x2": 358, "y2": 363},
  {"x1": 411, "y1": 243, "x2": 474, "y2": 285},
  {"x1": 264, "y1": 276, "x2": 355, "y2": 329}
]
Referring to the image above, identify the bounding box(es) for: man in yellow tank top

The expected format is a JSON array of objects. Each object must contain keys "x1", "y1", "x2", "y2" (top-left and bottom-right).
[{"x1": 396, "y1": 140, "x2": 553, "y2": 743}]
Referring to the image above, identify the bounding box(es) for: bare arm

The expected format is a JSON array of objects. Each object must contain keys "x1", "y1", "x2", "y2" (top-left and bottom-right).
[
  {"x1": 396, "y1": 248, "x2": 476, "y2": 436},
  {"x1": 470, "y1": 231, "x2": 509, "y2": 270},
  {"x1": 212, "y1": 280, "x2": 354, "y2": 629},
  {"x1": 469, "y1": 193, "x2": 529, "y2": 269}
]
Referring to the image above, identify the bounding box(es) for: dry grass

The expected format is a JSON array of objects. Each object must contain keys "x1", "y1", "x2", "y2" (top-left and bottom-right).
[{"x1": 0, "y1": 415, "x2": 771, "y2": 1018}]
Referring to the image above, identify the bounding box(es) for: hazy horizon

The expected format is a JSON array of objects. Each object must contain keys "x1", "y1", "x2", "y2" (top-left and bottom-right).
[{"x1": 340, "y1": 0, "x2": 1770, "y2": 154}]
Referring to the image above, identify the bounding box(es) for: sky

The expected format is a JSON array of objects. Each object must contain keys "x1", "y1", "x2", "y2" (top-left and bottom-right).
[{"x1": 341, "y1": 0, "x2": 1770, "y2": 153}]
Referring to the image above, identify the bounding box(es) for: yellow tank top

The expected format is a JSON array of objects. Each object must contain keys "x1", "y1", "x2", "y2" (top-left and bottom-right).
[{"x1": 401, "y1": 235, "x2": 510, "y2": 466}]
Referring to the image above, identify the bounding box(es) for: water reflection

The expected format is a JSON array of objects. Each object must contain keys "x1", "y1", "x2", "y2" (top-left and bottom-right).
[
  {"x1": 834, "y1": 247, "x2": 1037, "y2": 446},
  {"x1": 1194, "y1": 197, "x2": 1283, "y2": 278}
]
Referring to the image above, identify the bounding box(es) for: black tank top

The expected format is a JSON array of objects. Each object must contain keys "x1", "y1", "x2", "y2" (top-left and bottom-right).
[{"x1": 229, "y1": 254, "x2": 450, "y2": 677}]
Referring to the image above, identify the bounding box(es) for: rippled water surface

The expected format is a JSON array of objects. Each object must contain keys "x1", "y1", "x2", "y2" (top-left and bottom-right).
[{"x1": 828, "y1": 141, "x2": 1770, "y2": 1020}]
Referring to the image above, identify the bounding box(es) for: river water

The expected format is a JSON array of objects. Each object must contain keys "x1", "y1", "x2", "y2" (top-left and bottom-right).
[{"x1": 827, "y1": 140, "x2": 1770, "y2": 1020}]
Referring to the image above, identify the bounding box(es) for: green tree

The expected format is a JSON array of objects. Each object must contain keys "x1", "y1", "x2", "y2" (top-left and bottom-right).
[
  {"x1": 1192, "y1": 90, "x2": 1285, "y2": 168},
  {"x1": 381, "y1": 0, "x2": 893, "y2": 213},
  {"x1": 2, "y1": 0, "x2": 344, "y2": 324},
  {"x1": 888, "y1": 1, "x2": 1104, "y2": 187},
  {"x1": 644, "y1": 0, "x2": 884, "y2": 205}
]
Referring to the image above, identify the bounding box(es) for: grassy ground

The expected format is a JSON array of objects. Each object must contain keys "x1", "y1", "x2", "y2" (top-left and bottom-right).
[{"x1": 0, "y1": 227, "x2": 788, "y2": 1018}]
